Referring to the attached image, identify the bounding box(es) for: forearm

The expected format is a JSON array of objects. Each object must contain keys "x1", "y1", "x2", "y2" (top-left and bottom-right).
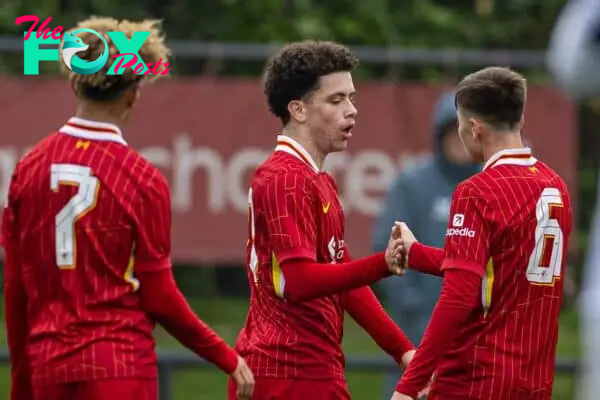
[
  {"x1": 281, "y1": 253, "x2": 390, "y2": 301},
  {"x1": 344, "y1": 286, "x2": 414, "y2": 365},
  {"x1": 408, "y1": 242, "x2": 444, "y2": 277},
  {"x1": 395, "y1": 269, "x2": 480, "y2": 398},
  {"x1": 138, "y1": 269, "x2": 238, "y2": 374}
]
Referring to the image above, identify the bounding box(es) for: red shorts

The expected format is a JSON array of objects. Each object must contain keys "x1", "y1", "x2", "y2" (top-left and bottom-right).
[
  {"x1": 33, "y1": 378, "x2": 157, "y2": 400},
  {"x1": 228, "y1": 376, "x2": 350, "y2": 400}
]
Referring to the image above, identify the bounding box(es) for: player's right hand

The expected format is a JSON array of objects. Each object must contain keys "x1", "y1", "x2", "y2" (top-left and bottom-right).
[
  {"x1": 231, "y1": 355, "x2": 255, "y2": 399},
  {"x1": 385, "y1": 224, "x2": 406, "y2": 275}
]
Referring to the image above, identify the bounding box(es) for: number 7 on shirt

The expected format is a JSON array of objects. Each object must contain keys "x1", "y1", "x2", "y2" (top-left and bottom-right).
[{"x1": 51, "y1": 163, "x2": 100, "y2": 270}]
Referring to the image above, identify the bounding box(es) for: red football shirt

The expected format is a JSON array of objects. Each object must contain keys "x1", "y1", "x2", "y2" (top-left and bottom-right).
[
  {"x1": 399, "y1": 148, "x2": 573, "y2": 399},
  {"x1": 235, "y1": 135, "x2": 348, "y2": 380},
  {"x1": 1, "y1": 117, "x2": 172, "y2": 385}
]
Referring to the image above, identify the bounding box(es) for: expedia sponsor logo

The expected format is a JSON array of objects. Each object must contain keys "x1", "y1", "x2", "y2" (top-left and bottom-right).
[
  {"x1": 452, "y1": 213, "x2": 464, "y2": 227},
  {"x1": 446, "y1": 227, "x2": 476, "y2": 237}
]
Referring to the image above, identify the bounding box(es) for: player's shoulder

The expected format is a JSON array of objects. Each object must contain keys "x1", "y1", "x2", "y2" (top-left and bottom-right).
[
  {"x1": 115, "y1": 146, "x2": 170, "y2": 198},
  {"x1": 535, "y1": 160, "x2": 564, "y2": 180},
  {"x1": 534, "y1": 161, "x2": 571, "y2": 195},
  {"x1": 123, "y1": 146, "x2": 167, "y2": 184},
  {"x1": 52, "y1": 131, "x2": 169, "y2": 194},
  {"x1": 251, "y1": 151, "x2": 318, "y2": 193},
  {"x1": 455, "y1": 174, "x2": 486, "y2": 195},
  {"x1": 13, "y1": 133, "x2": 59, "y2": 173},
  {"x1": 450, "y1": 174, "x2": 501, "y2": 210},
  {"x1": 258, "y1": 151, "x2": 317, "y2": 175}
]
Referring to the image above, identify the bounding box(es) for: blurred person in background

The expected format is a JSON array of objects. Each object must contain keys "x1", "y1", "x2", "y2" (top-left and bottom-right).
[
  {"x1": 548, "y1": 1, "x2": 600, "y2": 398},
  {"x1": 372, "y1": 91, "x2": 480, "y2": 398},
  {"x1": 547, "y1": 0, "x2": 600, "y2": 102}
]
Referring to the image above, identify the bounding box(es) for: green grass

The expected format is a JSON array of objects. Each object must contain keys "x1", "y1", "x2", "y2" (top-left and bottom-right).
[{"x1": 0, "y1": 299, "x2": 580, "y2": 399}]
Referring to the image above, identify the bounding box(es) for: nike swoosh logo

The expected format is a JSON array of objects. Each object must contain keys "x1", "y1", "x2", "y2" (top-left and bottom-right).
[{"x1": 322, "y1": 201, "x2": 331, "y2": 214}]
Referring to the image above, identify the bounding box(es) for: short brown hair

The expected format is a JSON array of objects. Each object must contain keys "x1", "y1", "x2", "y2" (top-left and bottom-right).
[
  {"x1": 60, "y1": 16, "x2": 171, "y2": 102},
  {"x1": 455, "y1": 67, "x2": 527, "y2": 130},
  {"x1": 263, "y1": 40, "x2": 359, "y2": 125}
]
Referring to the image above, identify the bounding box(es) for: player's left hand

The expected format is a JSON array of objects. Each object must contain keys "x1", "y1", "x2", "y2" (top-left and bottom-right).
[
  {"x1": 417, "y1": 374, "x2": 434, "y2": 399},
  {"x1": 417, "y1": 384, "x2": 431, "y2": 399},
  {"x1": 231, "y1": 355, "x2": 255, "y2": 399},
  {"x1": 400, "y1": 349, "x2": 415, "y2": 369},
  {"x1": 391, "y1": 391, "x2": 414, "y2": 400},
  {"x1": 385, "y1": 224, "x2": 406, "y2": 275}
]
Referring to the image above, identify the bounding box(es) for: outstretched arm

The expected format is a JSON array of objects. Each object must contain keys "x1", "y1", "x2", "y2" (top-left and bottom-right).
[
  {"x1": 341, "y1": 247, "x2": 414, "y2": 367},
  {"x1": 344, "y1": 287, "x2": 415, "y2": 367},
  {"x1": 395, "y1": 183, "x2": 490, "y2": 399},
  {"x1": 258, "y1": 174, "x2": 401, "y2": 302},
  {"x1": 407, "y1": 242, "x2": 444, "y2": 277},
  {"x1": 394, "y1": 222, "x2": 444, "y2": 276},
  {"x1": 133, "y1": 174, "x2": 239, "y2": 374}
]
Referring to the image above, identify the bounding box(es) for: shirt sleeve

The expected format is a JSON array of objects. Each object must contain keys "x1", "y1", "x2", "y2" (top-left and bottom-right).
[
  {"x1": 259, "y1": 173, "x2": 317, "y2": 263},
  {"x1": 1, "y1": 171, "x2": 32, "y2": 400},
  {"x1": 1, "y1": 172, "x2": 19, "y2": 250},
  {"x1": 395, "y1": 268, "x2": 481, "y2": 398},
  {"x1": 132, "y1": 169, "x2": 172, "y2": 272},
  {"x1": 442, "y1": 182, "x2": 491, "y2": 278}
]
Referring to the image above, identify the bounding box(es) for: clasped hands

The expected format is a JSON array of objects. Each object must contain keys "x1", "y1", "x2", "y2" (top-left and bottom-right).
[{"x1": 384, "y1": 221, "x2": 417, "y2": 275}]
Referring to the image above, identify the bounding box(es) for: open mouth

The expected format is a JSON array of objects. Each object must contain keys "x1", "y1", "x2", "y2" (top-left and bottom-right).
[{"x1": 341, "y1": 124, "x2": 354, "y2": 134}]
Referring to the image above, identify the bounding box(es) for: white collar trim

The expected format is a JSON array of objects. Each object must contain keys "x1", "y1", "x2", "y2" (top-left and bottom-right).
[
  {"x1": 274, "y1": 135, "x2": 320, "y2": 172},
  {"x1": 58, "y1": 117, "x2": 127, "y2": 146},
  {"x1": 484, "y1": 147, "x2": 537, "y2": 170}
]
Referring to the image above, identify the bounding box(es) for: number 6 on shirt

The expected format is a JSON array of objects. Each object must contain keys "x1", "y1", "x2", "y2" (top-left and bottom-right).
[
  {"x1": 526, "y1": 187, "x2": 564, "y2": 285},
  {"x1": 51, "y1": 163, "x2": 100, "y2": 269}
]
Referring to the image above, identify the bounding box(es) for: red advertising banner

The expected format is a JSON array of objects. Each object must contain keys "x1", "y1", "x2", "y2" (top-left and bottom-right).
[{"x1": 0, "y1": 77, "x2": 577, "y2": 263}]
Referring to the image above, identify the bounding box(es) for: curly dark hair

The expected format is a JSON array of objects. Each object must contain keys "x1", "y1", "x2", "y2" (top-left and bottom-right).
[
  {"x1": 263, "y1": 40, "x2": 359, "y2": 125},
  {"x1": 455, "y1": 66, "x2": 527, "y2": 130}
]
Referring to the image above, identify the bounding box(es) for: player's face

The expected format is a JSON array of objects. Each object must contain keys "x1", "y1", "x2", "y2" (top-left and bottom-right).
[
  {"x1": 304, "y1": 72, "x2": 357, "y2": 154},
  {"x1": 456, "y1": 108, "x2": 485, "y2": 163}
]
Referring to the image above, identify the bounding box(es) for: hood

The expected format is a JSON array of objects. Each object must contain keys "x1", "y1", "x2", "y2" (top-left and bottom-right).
[
  {"x1": 432, "y1": 91, "x2": 458, "y2": 151},
  {"x1": 431, "y1": 91, "x2": 482, "y2": 180}
]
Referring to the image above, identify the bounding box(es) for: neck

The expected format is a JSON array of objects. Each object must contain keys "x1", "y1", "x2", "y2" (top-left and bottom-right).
[
  {"x1": 482, "y1": 130, "x2": 524, "y2": 163},
  {"x1": 75, "y1": 102, "x2": 127, "y2": 130},
  {"x1": 282, "y1": 125, "x2": 326, "y2": 169}
]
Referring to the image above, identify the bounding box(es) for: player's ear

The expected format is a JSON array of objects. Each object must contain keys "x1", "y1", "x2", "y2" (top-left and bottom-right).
[
  {"x1": 71, "y1": 80, "x2": 81, "y2": 97},
  {"x1": 469, "y1": 117, "x2": 480, "y2": 140},
  {"x1": 518, "y1": 114, "x2": 525, "y2": 130},
  {"x1": 288, "y1": 100, "x2": 307, "y2": 123},
  {"x1": 123, "y1": 86, "x2": 139, "y2": 109}
]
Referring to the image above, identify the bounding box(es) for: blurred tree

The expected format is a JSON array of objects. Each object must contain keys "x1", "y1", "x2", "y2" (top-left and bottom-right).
[
  {"x1": 1, "y1": 0, "x2": 566, "y2": 48},
  {"x1": 0, "y1": 0, "x2": 568, "y2": 79}
]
